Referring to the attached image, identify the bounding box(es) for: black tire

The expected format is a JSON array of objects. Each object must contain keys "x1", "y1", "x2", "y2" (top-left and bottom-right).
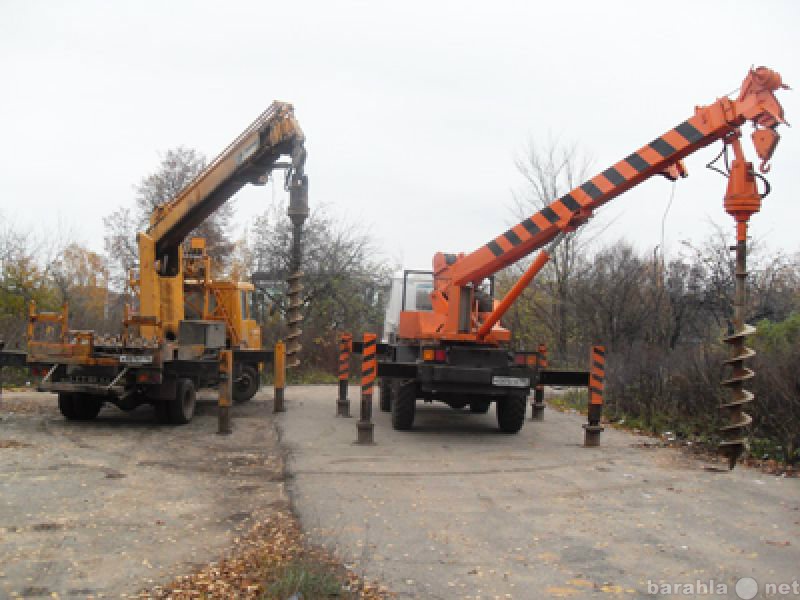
[
  {"x1": 58, "y1": 393, "x2": 103, "y2": 421},
  {"x1": 391, "y1": 379, "x2": 416, "y2": 430},
  {"x1": 470, "y1": 399, "x2": 491, "y2": 414},
  {"x1": 379, "y1": 378, "x2": 392, "y2": 412},
  {"x1": 447, "y1": 401, "x2": 467, "y2": 410},
  {"x1": 233, "y1": 364, "x2": 259, "y2": 404},
  {"x1": 58, "y1": 393, "x2": 78, "y2": 419},
  {"x1": 168, "y1": 378, "x2": 196, "y2": 425},
  {"x1": 496, "y1": 391, "x2": 526, "y2": 433}
]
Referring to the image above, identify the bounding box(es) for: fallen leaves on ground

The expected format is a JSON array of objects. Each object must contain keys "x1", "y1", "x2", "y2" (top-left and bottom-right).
[
  {"x1": 140, "y1": 508, "x2": 391, "y2": 599},
  {"x1": 0, "y1": 439, "x2": 32, "y2": 448}
]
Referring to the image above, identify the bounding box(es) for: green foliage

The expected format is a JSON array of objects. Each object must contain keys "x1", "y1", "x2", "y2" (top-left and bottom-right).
[
  {"x1": 0, "y1": 217, "x2": 63, "y2": 346},
  {"x1": 749, "y1": 437, "x2": 800, "y2": 464},
  {"x1": 263, "y1": 560, "x2": 344, "y2": 599},
  {"x1": 0, "y1": 367, "x2": 29, "y2": 388},
  {"x1": 288, "y1": 369, "x2": 339, "y2": 385},
  {"x1": 546, "y1": 389, "x2": 587, "y2": 412},
  {"x1": 755, "y1": 312, "x2": 800, "y2": 351},
  {"x1": 262, "y1": 368, "x2": 339, "y2": 386}
]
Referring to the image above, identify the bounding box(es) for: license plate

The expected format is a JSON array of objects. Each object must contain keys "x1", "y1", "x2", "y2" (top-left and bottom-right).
[
  {"x1": 119, "y1": 355, "x2": 153, "y2": 364},
  {"x1": 492, "y1": 376, "x2": 529, "y2": 388}
]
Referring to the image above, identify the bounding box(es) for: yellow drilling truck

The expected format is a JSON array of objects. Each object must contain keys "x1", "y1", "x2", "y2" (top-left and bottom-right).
[{"x1": 1, "y1": 102, "x2": 309, "y2": 424}]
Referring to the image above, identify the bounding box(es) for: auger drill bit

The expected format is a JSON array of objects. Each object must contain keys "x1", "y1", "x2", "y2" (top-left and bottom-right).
[
  {"x1": 286, "y1": 171, "x2": 309, "y2": 369},
  {"x1": 285, "y1": 269, "x2": 304, "y2": 368},
  {"x1": 719, "y1": 137, "x2": 763, "y2": 469},
  {"x1": 719, "y1": 230, "x2": 755, "y2": 469}
]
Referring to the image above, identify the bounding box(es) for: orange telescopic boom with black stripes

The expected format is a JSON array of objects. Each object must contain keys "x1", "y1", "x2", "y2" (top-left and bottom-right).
[
  {"x1": 379, "y1": 67, "x2": 788, "y2": 449},
  {"x1": 401, "y1": 66, "x2": 787, "y2": 344}
]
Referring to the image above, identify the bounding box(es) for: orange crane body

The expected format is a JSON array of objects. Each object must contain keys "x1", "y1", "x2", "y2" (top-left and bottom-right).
[{"x1": 382, "y1": 67, "x2": 787, "y2": 444}]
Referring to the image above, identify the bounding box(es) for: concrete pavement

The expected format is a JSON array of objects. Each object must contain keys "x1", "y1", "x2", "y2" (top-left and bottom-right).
[{"x1": 278, "y1": 385, "x2": 799, "y2": 600}]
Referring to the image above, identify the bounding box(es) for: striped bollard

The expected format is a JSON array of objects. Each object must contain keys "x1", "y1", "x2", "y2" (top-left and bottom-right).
[
  {"x1": 531, "y1": 343, "x2": 547, "y2": 421},
  {"x1": 356, "y1": 332, "x2": 376, "y2": 445},
  {"x1": 336, "y1": 333, "x2": 352, "y2": 417},
  {"x1": 583, "y1": 345, "x2": 605, "y2": 447}
]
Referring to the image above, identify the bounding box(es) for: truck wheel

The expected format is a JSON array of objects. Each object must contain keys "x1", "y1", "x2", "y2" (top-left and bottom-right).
[
  {"x1": 58, "y1": 393, "x2": 78, "y2": 419},
  {"x1": 168, "y1": 378, "x2": 196, "y2": 425},
  {"x1": 233, "y1": 364, "x2": 259, "y2": 404},
  {"x1": 470, "y1": 399, "x2": 491, "y2": 414},
  {"x1": 391, "y1": 379, "x2": 416, "y2": 430},
  {"x1": 58, "y1": 393, "x2": 103, "y2": 421},
  {"x1": 379, "y1": 378, "x2": 392, "y2": 412},
  {"x1": 496, "y1": 392, "x2": 526, "y2": 433}
]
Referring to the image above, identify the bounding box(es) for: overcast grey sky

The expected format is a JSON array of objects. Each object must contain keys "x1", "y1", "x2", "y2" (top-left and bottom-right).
[{"x1": 1, "y1": 0, "x2": 797, "y2": 271}]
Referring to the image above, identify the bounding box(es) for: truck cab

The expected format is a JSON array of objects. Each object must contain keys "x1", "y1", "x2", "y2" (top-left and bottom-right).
[
  {"x1": 378, "y1": 269, "x2": 537, "y2": 431},
  {"x1": 382, "y1": 270, "x2": 434, "y2": 344}
]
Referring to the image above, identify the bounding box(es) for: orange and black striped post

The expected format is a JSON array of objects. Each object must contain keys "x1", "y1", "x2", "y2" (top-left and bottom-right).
[
  {"x1": 583, "y1": 345, "x2": 605, "y2": 447},
  {"x1": 336, "y1": 333, "x2": 352, "y2": 417},
  {"x1": 531, "y1": 343, "x2": 547, "y2": 421},
  {"x1": 356, "y1": 332, "x2": 377, "y2": 445}
]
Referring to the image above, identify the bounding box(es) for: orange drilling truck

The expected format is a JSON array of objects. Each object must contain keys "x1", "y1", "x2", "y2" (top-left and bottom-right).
[
  {"x1": 377, "y1": 67, "x2": 787, "y2": 468},
  {"x1": 1, "y1": 102, "x2": 309, "y2": 424}
]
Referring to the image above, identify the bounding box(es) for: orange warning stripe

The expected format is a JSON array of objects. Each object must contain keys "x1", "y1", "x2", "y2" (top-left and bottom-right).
[
  {"x1": 361, "y1": 333, "x2": 377, "y2": 393},
  {"x1": 450, "y1": 116, "x2": 713, "y2": 287},
  {"x1": 338, "y1": 333, "x2": 352, "y2": 381},
  {"x1": 589, "y1": 345, "x2": 605, "y2": 405}
]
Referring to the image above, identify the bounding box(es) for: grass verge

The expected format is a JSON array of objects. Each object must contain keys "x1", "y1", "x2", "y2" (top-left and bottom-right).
[{"x1": 544, "y1": 389, "x2": 796, "y2": 476}]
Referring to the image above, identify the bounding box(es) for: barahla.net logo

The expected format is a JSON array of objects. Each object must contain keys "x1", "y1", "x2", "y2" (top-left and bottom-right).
[{"x1": 647, "y1": 577, "x2": 800, "y2": 598}]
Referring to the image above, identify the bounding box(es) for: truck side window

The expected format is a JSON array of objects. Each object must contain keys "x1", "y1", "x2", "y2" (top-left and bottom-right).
[
  {"x1": 404, "y1": 275, "x2": 434, "y2": 312},
  {"x1": 415, "y1": 285, "x2": 433, "y2": 311}
]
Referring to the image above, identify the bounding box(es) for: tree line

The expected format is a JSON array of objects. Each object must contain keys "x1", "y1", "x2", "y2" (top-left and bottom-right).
[
  {"x1": 506, "y1": 140, "x2": 800, "y2": 464},
  {"x1": 0, "y1": 147, "x2": 392, "y2": 381},
  {"x1": 1, "y1": 144, "x2": 797, "y2": 463}
]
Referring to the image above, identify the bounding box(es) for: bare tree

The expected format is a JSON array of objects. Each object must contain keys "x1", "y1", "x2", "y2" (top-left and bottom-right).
[
  {"x1": 103, "y1": 147, "x2": 234, "y2": 288},
  {"x1": 103, "y1": 206, "x2": 139, "y2": 289},
  {"x1": 245, "y1": 201, "x2": 394, "y2": 371},
  {"x1": 572, "y1": 241, "x2": 651, "y2": 351},
  {"x1": 49, "y1": 243, "x2": 111, "y2": 331},
  {"x1": 752, "y1": 314, "x2": 800, "y2": 464},
  {"x1": 510, "y1": 138, "x2": 593, "y2": 363},
  {"x1": 677, "y1": 227, "x2": 798, "y2": 334}
]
